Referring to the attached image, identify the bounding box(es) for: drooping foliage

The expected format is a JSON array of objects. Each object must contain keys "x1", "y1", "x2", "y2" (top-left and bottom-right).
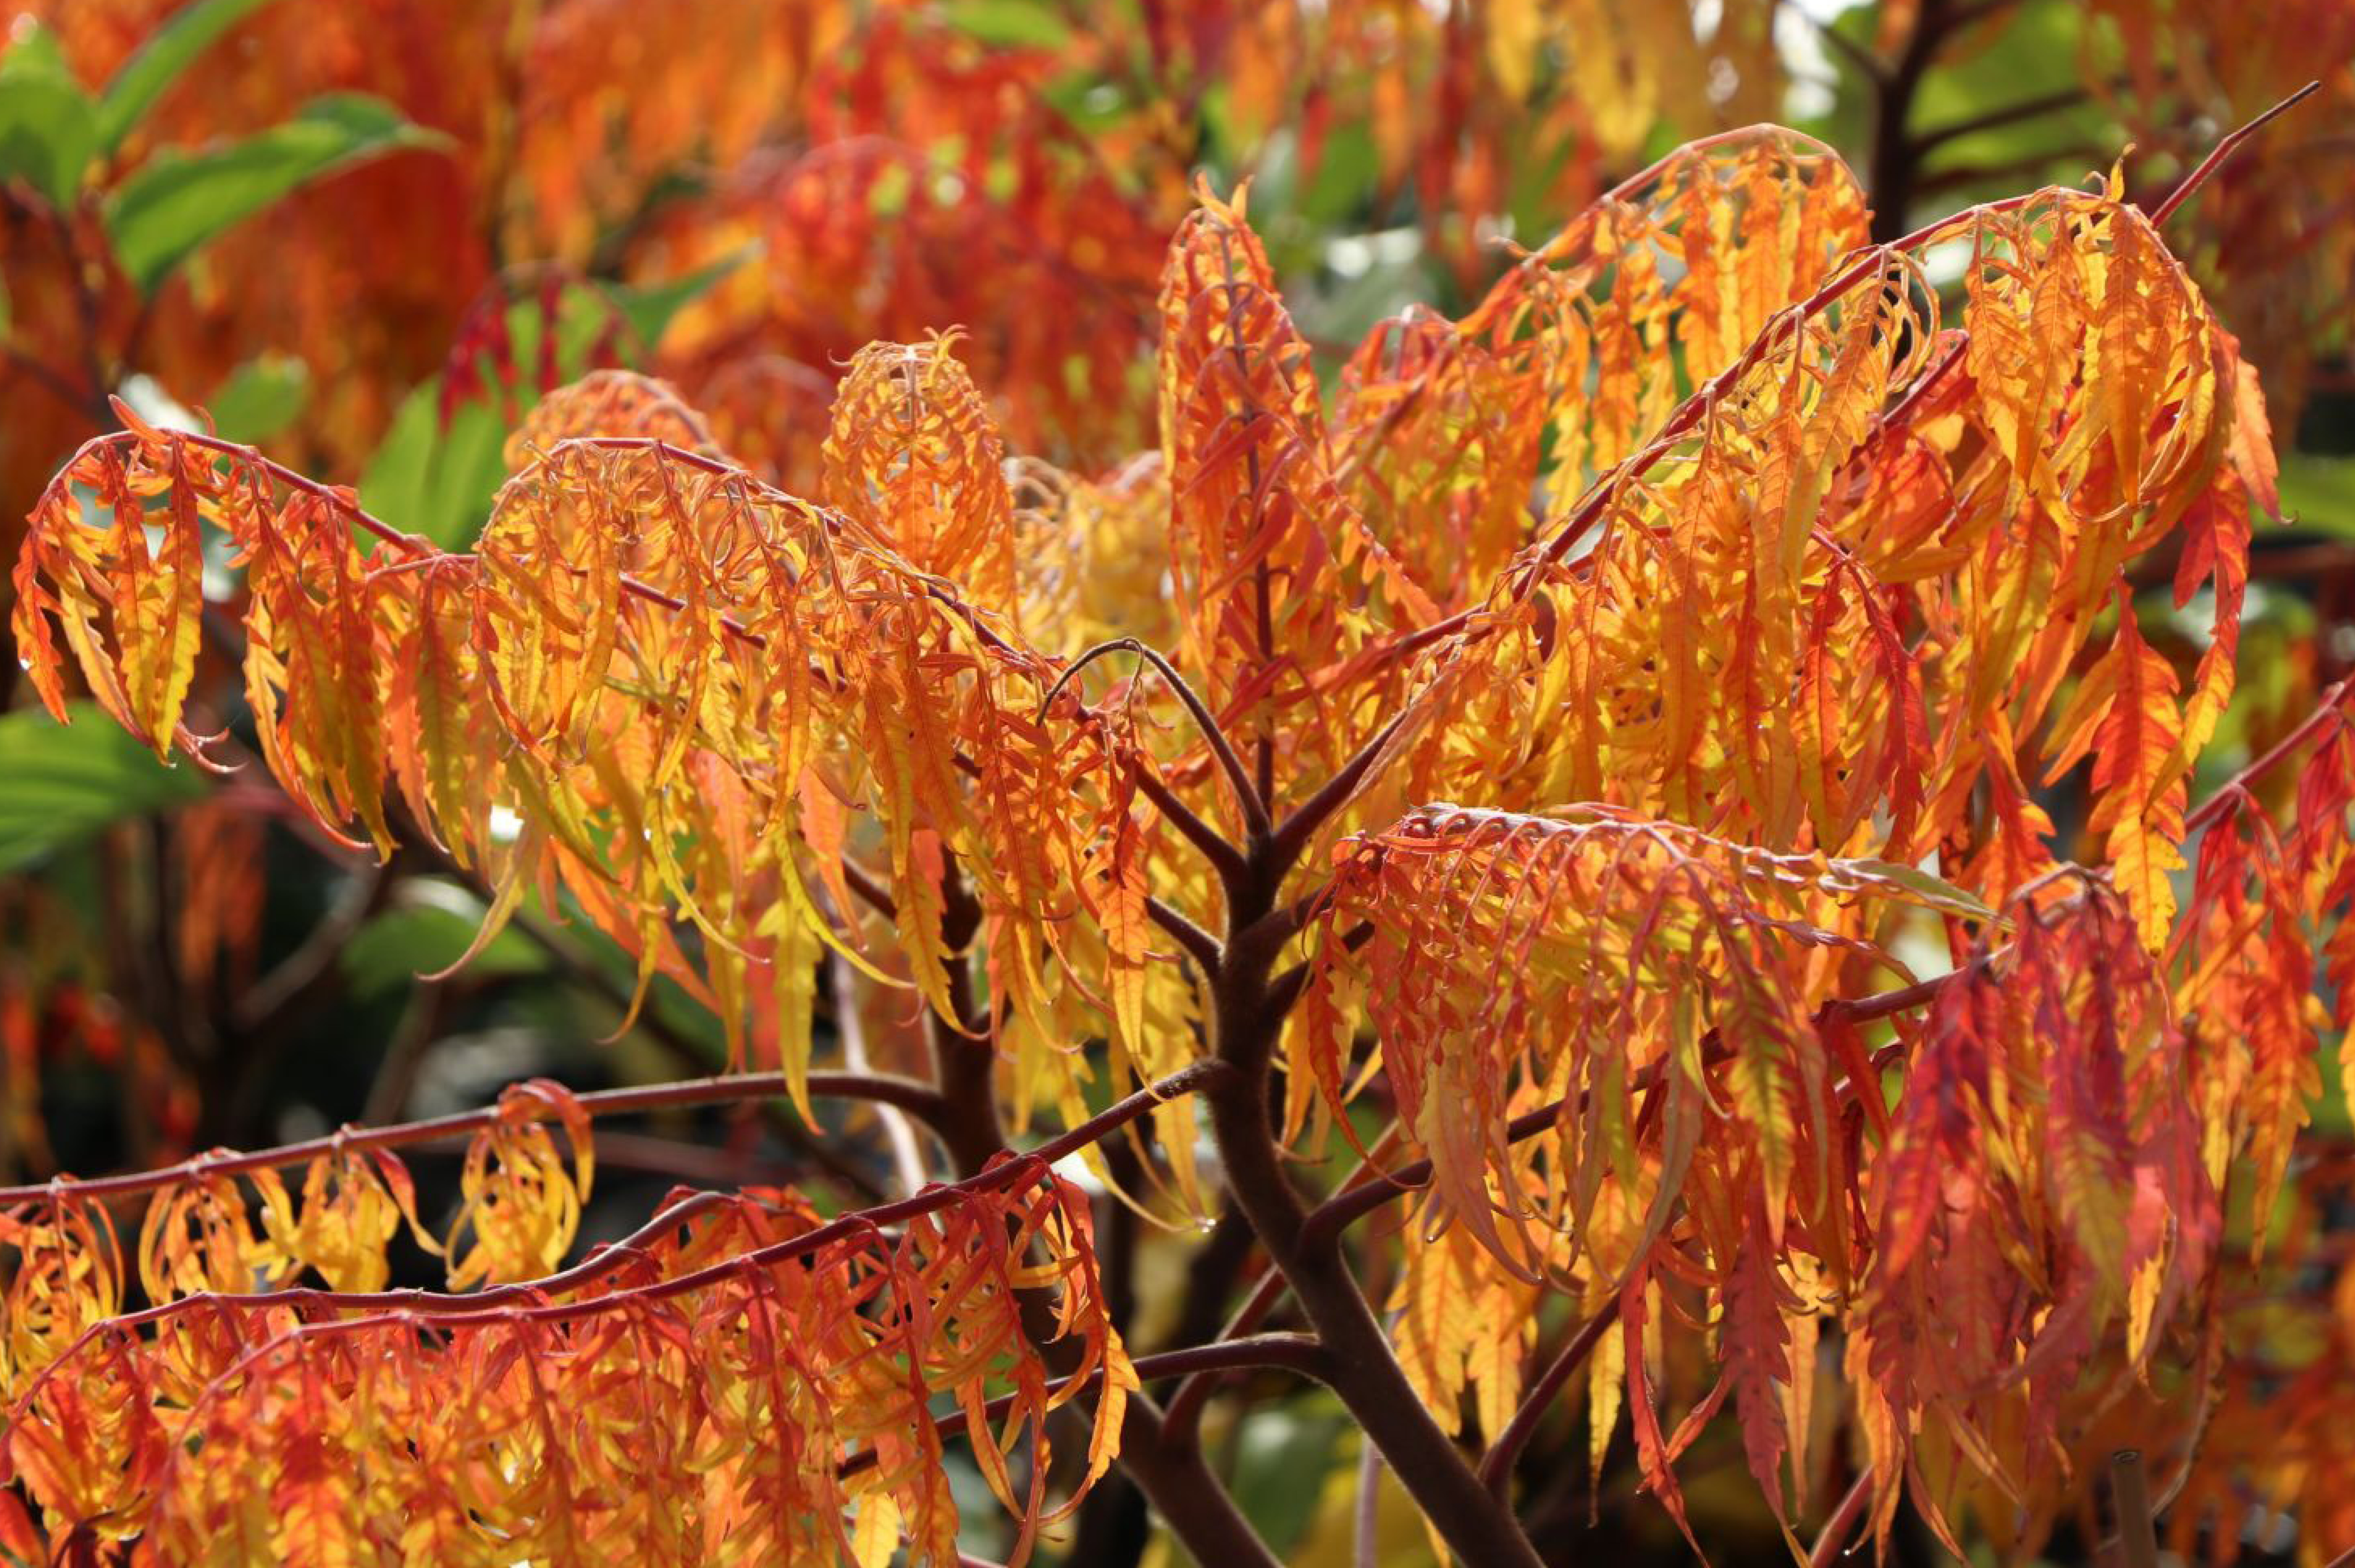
[
  {"x1": 0, "y1": 1093, "x2": 1129, "y2": 1567},
  {"x1": 4, "y1": 32, "x2": 2355, "y2": 1567}
]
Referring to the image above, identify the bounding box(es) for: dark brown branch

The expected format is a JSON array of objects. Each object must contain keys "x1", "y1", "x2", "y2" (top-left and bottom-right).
[
  {"x1": 1866, "y1": 0, "x2": 1957, "y2": 242},
  {"x1": 1910, "y1": 87, "x2": 2086, "y2": 153},
  {"x1": 1137, "y1": 768, "x2": 1251, "y2": 887},
  {"x1": 1196, "y1": 837, "x2": 1545, "y2": 1567},
  {"x1": 2109, "y1": 1450, "x2": 2160, "y2": 1568},
  {"x1": 1202, "y1": 1059, "x2": 1543, "y2": 1565},
  {"x1": 836, "y1": 854, "x2": 898, "y2": 921},
  {"x1": 2183, "y1": 678, "x2": 2350, "y2": 835},
  {"x1": 1267, "y1": 712, "x2": 1406, "y2": 873},
  {"x1": 1145, "y1": 895, "x2": 1224, "y2": 974}
]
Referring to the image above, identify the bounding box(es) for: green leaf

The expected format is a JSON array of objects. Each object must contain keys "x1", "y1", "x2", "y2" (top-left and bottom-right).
[
  {"x1": 2278, "y1": 452, "x2": 2355, "y2": 539},
  {"x1": 1299, "y1": 120, "x2": 1378, "y2": 229},
  {"x1": 360, "y1": 280, "x2": 633, "y2": 549},
  {"x1": 0, "y1": 702, "x2": 207, "y2": 874},
  {"x1": 103, "y1": 92, "x2": 449, "y2": 294},
  {"x1": 1041, "y1": 71, "x2": 1132, "y2": 136},
  {"x1": 203, "y1": 351, "x2": 310, "y2": 442},
  {"x1": 342, "y1": 883, "x2": 545, "y2": 994},
  {"x1": 938, "y1": 0, "x2": 1070, "y2": 50},
  {"x1": 95, "y1": 0, "x2": 280, "y2": 156},
  {"x1": 1228, "y1": 1402, "x2": 1352, "y2": 1557},
  {"x1": 1905, "y1": 2, "x2": 2112, "y2": 207},
  {"x1": 612, "y1": 248, "x2": 758, "y2": 350},
  {"x1": 0, "y1": 26, "x2": 97, "y2": 210},
  {"x1": 358, "y1": 381, "x2": 508, "y2": 550}
]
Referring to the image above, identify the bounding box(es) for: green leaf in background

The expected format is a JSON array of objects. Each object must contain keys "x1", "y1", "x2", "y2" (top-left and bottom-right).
[
  {"x1": 1228, "y1": 1404, "x2": 1353, "y2": 1559},
  {"x1": 1042, "y1": 70, "x2": 1132, "y2": 137},
  {"x1": 104, "y1": 92, "x2": 450, "y2": 294},
  {"x1": 203, "y1": 351, "x2": 310, "y2": 443},
  {"x1": 0, "y1": 26, "x2": 97, "y2": 210},
  {"x1": 362, "y1": 265, "x2": 749, "y2": 549},
  {"x1": 612, "y1": 247, "x2": 757, "y2": 351},
  {"x1": 2279, "y1": 452, "x2": 2355, "y2": 539},
  {"x1": 342, "y1": 882, "x2": 545, "y2": 995},
  {"x1": 0, "y1": 703, "x2": 207, "y2": 874},
  {"x1": 357, "y1": 385, "x2": 508, "y2": 551},
  {"x1": 939, "y1": 0, "x2": 1071, "y2": 50},
  {"x1": 94, "y1": 0, "x2": 279, "y2": 156}
]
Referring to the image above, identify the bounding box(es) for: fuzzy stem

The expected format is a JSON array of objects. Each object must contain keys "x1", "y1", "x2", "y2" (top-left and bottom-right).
[{"x1": 1198, "y1": 857, "x2": 1545, "y2": 1568}]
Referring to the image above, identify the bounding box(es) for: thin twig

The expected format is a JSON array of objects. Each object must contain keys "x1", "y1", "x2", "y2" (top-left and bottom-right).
[
  {"x1": 1042, "y1": 638, "x2": 1272, "y2": 843},
  {"x1": 0, "y1": 1067, "x2": 949, "y2": 1206},
  {"x1": 1476, "y1": 1302, "x2": 1620, "y2": 1495},
  {"x1": 2147, "y1": 81, "x2": 2322, "y2": 226},
  {"x1": 835, "y1": 1334, "x2": 1331, "y2": 1481},
  {"x1": 1820, "y1": 955, "x2": 1990, "y2": 1026},
  {"x1": 1267, "y1": 712, "x2": 1407, "y2": 873},
  {"x1": 2183, "y1": 678, "x2": 2350, "y2": 835},
  {"x1": 1809, "y1": 1467, "x2": 1875, "y2": 1567}
]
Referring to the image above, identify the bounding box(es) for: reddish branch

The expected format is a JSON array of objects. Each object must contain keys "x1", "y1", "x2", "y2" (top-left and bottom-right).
[
  {"x1": 2147, "y1": 82, "x2": 2322, "y2": 226},
  {"x1": 1044, "y1": 637, "x2": 1272, "y2": 845},
  {"x1": 0, "y1": 1068, "x2": 949, "y2": 1207},
  {"x1": 1477, "y1": 1303, "x2": 1620, "y2": 1495},
  {"x1": 8, "y1": 1061, "x2": 1238, "y2": 1429},
  {"x1": 2183, "y1": 678, "x2": 2353, "y2": 836},
  {"x1": 1810, "y1": 1467, "x2": 1876, "y2": 1567}
]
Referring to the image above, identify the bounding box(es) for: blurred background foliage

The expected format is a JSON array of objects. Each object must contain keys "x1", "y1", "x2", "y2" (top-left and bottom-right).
[{"x1": 0, "y1": 1, "x2": 2352, "y2": 1563}]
